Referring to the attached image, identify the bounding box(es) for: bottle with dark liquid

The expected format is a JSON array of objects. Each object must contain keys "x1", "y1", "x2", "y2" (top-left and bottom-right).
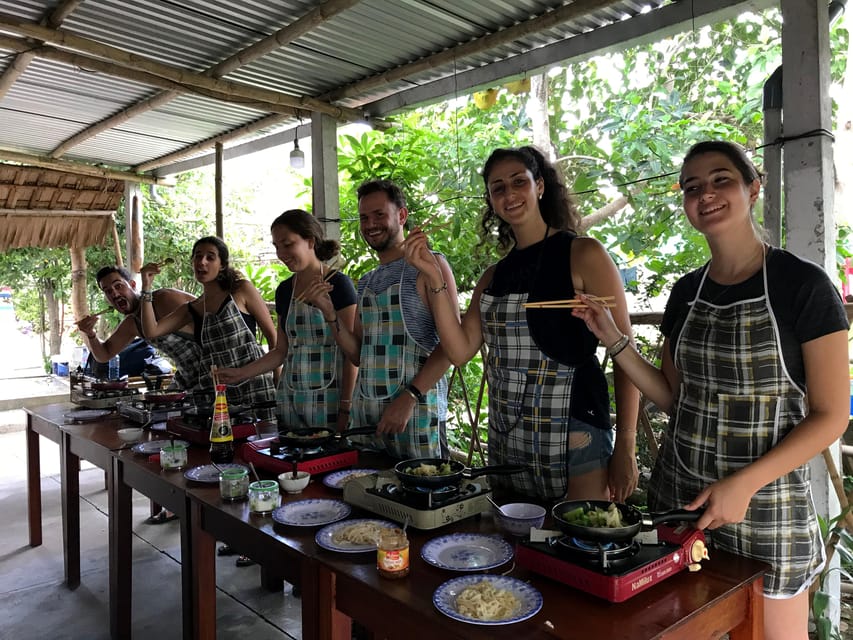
[{"x1": 209, "y1": 384, "x2": 234, "y2": 463}]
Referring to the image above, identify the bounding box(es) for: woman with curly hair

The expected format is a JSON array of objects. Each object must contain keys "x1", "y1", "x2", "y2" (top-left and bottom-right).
[{"x1": 404, "y1": 146, "x2": 639, "y2": 503}]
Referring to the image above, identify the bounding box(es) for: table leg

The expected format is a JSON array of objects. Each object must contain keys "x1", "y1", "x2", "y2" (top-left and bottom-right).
[
  {"x1": 191, "y1": 499, "x2": 215, "y2": 640},
  {"x1": 317, "y1": 564, "x2": 350, "y2": 640},
  {"x1": 109, "y1": 456, "x2": 132, "y2": 640},
  {"x1": 26, "y1": 414, "x2": 42, "y2": 547},
  {"x1": 728, "y1": 576, "x2": 765, "y2": 640},
  {"x1": 59, "y1": 431, "x2": 80, "y2": 589}
]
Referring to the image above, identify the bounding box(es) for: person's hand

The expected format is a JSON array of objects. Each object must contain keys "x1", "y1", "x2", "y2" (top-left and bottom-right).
[
  {"x1": 75, "y1": 314, "x2": 98, "y2": 339},
  {"x1": 607, "y1": 439, "x2": 639, "y2": 502},
  {"x1": 403, "y1": 228, "x2": 442, "y2": 279},
  {"x1": 336, "y1": 409, "x2": 351, "y2": 432},
  {"x1": 685, "y1": 473, "x2": 757, "y2": 530},
  {"x1": 571, "y1": 293, "x2": 623, "y2": 348},
  {"x1": 215, "y1": 367, "x2": 244, "y2": 384},
  {"x1": 139, "y1": 262, "x2": 162, "y2": 290},
  {"x1": 376, "y1": 392, "x2": 416, "y2": 434},
  {"x1": 299, "y1": 278, "x2": 335, "y2": 316}
]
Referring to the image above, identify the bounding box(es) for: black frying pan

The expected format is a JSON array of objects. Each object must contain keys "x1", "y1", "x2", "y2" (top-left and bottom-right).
[
  {"x1": 394, "y1": 457, "x2": 528, "y2": 490},
  {"x1": 144, "y1": 389, "x2": 187, "y2": 404},
  {"x1": 551, "y1": 499, "x2": 703, "y2": 544},
  {"x1": 278, "y1": 426, "x2": 376, "y2": 449}
]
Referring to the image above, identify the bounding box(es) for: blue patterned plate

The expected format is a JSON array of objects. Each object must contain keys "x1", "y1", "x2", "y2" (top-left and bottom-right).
[
  {"x1": 183, "y1": 463, "x2": 247, "y2": 483},
  {"x1": 322, "y1": 468, "x2": 380, "y2": 489},
  {"x1": 272, "y1": 499, "x2": 351, "y2": 527},
  {"x1": 433, "y1": 575, "x2": 542, "y2": 625},
  {"x1": 131, "y1": 439, "x2": 189, "y2": 455},
  {"x1": 421, "y1": 533, "x2": 513, "y2": 571},
  {"x1": 315, "y1": 518, "x2": 398, "y2": 553}
]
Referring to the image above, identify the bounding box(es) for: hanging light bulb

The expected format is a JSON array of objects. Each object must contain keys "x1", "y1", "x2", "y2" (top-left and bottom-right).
[{"x1": 289, "y1": 138, "x2": 305, "y2": 169}]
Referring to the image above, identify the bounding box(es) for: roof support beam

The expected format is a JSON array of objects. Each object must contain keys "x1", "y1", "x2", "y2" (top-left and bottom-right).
[
  {"x1": 0, "y1": 12, "x2": 368, "y2": 123},
  {"x1": 0, "y1": 150, "x2": 172, "y2": 185}
]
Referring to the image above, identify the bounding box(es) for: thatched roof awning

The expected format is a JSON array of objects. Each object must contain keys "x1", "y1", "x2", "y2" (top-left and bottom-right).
[{"x1": 0, "y1": 210, "x2": 115, "y2": 251}]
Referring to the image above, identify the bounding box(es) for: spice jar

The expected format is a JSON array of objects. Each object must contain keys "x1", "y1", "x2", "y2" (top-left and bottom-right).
[
  {"x1": 248, "y1": 480, "x2": 280, "y2": 514},
  {"x1": 219, "y1": 467, "x2": 249, "y2": 502},
  {"x1": 377, "y1": 527, "x2": 409, "y2": 578}
]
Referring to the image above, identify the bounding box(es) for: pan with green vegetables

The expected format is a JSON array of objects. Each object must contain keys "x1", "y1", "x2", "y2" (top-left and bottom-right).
[{"x1": 551, "y1": 500, "x2": 703, "y2": 543}]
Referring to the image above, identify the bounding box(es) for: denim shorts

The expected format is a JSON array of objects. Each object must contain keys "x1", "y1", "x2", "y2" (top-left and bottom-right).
[{"x1": 567, "y1": 417, "x2": 615, "y2": 476}]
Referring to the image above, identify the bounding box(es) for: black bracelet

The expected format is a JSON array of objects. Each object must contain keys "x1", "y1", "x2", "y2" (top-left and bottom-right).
[{"x1": 405, "y1": 383, "x2": 425, "y2": 403}]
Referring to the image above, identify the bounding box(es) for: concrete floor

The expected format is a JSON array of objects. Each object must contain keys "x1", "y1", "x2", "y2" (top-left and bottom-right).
[{"x1": 0, "y1": 409, "x2": 302, "y2": 640}]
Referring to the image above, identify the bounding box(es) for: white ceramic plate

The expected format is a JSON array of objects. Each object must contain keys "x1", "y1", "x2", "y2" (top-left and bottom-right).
[
  {"x1": 433, "y1": 575, "x2": 543, "y2": 626},
  {"x1": 322, "y1": 468, "x2": 380, "y2": 489},
  {"x1": 421, "y1": 533, "x2": 514, "y2": 571},
  {"x1": 272, "y1": 499, "x2": 351, "y2": 527},
  {"x1": 314, "y1": 518, "x2": 398, "y2": 553},
  {"x1": 63, "y1": 408, "x2": 113, "y2": 423},
  {"x1": 184, "y1": 463, "x2": 248, "y2": 483},
  {"x1": 131, "y1": 439, "x2": 189, "y2": 455}
]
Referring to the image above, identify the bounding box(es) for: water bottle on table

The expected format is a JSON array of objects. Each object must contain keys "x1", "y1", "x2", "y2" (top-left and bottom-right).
[{"x1": 108, "y1": 354, "x2": 120, "y2": 380}]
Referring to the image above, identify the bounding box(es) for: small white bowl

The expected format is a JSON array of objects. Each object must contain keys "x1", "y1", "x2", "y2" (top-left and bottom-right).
[
  {"x1": 494, "y1": 502, "x2": 547, "y2": 537},
  {"x1": 117, "y1": 427, "x2": 144, "y2": 443},
  {"x1": 278, "y1": 471, "x2": 311, "y2": 494}
]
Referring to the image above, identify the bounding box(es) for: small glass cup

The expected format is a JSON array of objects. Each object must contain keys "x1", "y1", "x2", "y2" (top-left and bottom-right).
[
  {"x1": 160, "y1": 443, "x2": 188, "y2": 470},
  {"x1": 248, "y1": 480, "x2": 280, "y2": 515},
  {"x1": 219, "y1": 467, "x2": 250, "y2": 502}
]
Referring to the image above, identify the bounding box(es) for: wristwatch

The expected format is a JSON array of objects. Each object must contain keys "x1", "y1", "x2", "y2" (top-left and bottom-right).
[{"x1": 404, "y1": 383, "x2": 425, "y2": 403}]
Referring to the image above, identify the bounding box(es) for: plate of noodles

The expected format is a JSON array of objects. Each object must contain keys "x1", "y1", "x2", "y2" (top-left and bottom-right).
[
  {"x1": 433, "y1": 575, "x2": 542, "y2": 626},
  {"x1": 322, "y1": 468, "x2": 380, "y2": 490},
  {"x1": 421, "y1": 533, "x2": 513, "y2": 571},
  {"x1": 315, "y1": 518, "x2": 398, "y2": 553}
]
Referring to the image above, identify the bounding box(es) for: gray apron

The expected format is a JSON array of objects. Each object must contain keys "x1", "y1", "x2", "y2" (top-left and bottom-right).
[
  {"x1": 648, "y1": 257, "x2": 823, "y2": 596},
  {"x1": 197, "y1": 297, "x2": 276, "y2": 420},
  {"x1": 480, "y1": 289, "x2": 579, "y2": 500},
  {"x1": 351, "y1": 272, "x2": 446, "y2": 459},
  {"x1": 276, "y1": 295, "x2": 343, "y2": 430},
  {"x1": 133, "y1": 314, "x2": 203, "y2": 393}
]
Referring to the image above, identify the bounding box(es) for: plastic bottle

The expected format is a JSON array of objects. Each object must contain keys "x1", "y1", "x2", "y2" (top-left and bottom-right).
[
  {"x1": 209, "y1": 384, "x2": 235, "y2": 463},
  {"x1": 108, "y1": 354, "x2": 120, "y2": 380}
]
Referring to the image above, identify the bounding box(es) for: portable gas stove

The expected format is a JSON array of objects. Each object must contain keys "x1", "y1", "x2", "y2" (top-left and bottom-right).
[
  {"x1": 70, "y1": 371, "x2": 140, "y2": 408},
  {"x1": 242, "y1": 437, "x2": 359, "y2": 476},
  {"x1": 515, "y1": 524, "x2": 708, "y2": 603},
  {"x1": 342, "y1": 470, "x2": 492, "y2": 530},
  {"x1": 116, "y1": 398, "x2": 192, "y2": 425},
  {"x1": 165, "y1": 408, "x2": 264, "y2": 445}
]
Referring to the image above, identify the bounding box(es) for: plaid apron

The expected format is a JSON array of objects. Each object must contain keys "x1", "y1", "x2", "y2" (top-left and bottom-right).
[
  {"x1": 133, "y1": 315, "x2": 203, "y2": 393},
  {"x1": 196, "y1": 297, "x2": 276, "y2": 420},
  {"x1": 648, "y1": 259, "x2": 823, "y2": 596},
  {"x1": 276, "y1": 296, "x2": 342, "y2": 430},
  {"x1": 480, "y1": 290, "x2": 580, "y2": 500},
  {"x1": 351, "y1": 273, "x2": 446, "y2": 459}
]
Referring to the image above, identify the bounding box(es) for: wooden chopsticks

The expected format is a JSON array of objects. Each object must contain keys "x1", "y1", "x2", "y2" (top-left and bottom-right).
[
  {"x1": 293, "y1": 266, "x2": 339, "y2": 304},
  {"x1": 89, "y1": 306, "x2": 113, "y2": 318},
  {"x1": 523, "y1": 295, "x2": 616, "y2": 309}
]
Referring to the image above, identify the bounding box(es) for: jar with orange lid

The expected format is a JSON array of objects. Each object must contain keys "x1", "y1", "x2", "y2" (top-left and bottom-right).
[{"x1": 377, "y1": 527, "x2": 409, "y2": 578}]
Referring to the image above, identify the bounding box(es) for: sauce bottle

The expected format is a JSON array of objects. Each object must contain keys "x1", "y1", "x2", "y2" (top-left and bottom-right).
[
  {"x1": 377, "y1": 527, "x2": 409, "y2": 578},
  {"x1": 209, "y1": 384, "x2": 234, "y2": 463}
]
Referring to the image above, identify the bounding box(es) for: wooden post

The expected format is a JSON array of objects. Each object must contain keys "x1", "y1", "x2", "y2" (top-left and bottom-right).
[
  {"x1": 215, "y1": 142, "x2": 223, "y2": 238},
  {"x1": 69, "y1": 246, "x2": 87, "y2": 320}
]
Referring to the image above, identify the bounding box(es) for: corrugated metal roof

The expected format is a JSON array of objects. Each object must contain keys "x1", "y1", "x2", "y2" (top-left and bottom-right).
[{"x1": 0, "y1": 0, "x2": 686, "y2": 177}]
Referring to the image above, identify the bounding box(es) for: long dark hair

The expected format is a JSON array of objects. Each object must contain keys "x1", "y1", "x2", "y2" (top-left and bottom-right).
[
  {"x1": 271, "y1": 209, "x2": 341, "y2": 262},
  {"x1": 192, "y1": 236, "x2": 244, "y2": 293},
  {"x1": 480, "y1": 146, "x2": 581, "y2": 252}
]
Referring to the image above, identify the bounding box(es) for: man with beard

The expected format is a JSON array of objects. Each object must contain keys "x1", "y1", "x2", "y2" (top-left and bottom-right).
[{"x1": 304, "y1": 179, "x2": 458, "y2": 459}]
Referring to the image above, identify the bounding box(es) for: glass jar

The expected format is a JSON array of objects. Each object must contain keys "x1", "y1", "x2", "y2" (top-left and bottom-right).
[
  {"x1": 160, "y1": 443, "x2": 188, "y2": 470},
  {"x1": 377, "y1": 527, "x2": 409, "y2": 578},
  {"x1": 248, "y1": 480, "x2": 280, "y2": 514},
  {"x1": 219, "y1": 467, "x2": 249, "y2": 502}
]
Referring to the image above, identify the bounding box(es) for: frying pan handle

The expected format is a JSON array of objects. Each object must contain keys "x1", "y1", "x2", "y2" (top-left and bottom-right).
[
  {"x1": 340, "y1": 426, "x2": 377, "y2": 438},
  {"x1": 646, "y1": 508, "x2": 705, "y2": 528},
  {"x1": 464, "y1": 464, "x2": 529, "y2": 478}
]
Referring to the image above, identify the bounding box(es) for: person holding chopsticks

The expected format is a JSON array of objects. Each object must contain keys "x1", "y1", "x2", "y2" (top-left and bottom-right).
[
  {"x1": 572, "y1": 140, "x2": 849, "y2": 639},
  {"x1": 404, "y1": 146, "x2": 639, "y2": 503},
  {"x1": 217, "y1": 209, "x2": 358, "y2": 432},
  {"x1": 139, "y1": 236, "x2": 276, "y2": 417}
]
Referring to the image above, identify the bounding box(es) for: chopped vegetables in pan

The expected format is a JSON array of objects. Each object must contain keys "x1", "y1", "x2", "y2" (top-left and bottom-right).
[
  {"x1": 284, "y1": 430, "x2": 330, "y2": 439},
  {"x1": 404, "y1": 462, "x2": 453, "y2": 476},
  {"x1": 561, "y1": 503, "x2": 625, "y2": 528}
]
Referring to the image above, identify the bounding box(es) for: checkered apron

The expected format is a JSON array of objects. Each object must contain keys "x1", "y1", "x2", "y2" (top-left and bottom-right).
[
  {"x1": 648, "y1": 260, "x2": 823, "y2": 596},
  {"x1": 275, "y1": 296, "x2": 342, "y2": 430},
  {"x1": 133, "y1": 314, "x2": 203, "y2": 393},
  {"x1": 197, "y1": 297, "x2": 276, "y2": 420},
  {"x1": 480, "y1": 290, "x2": 579, "y2": 500},
  {"x1": 350, "y1": 274, "x2": 446, "y2": 459}
]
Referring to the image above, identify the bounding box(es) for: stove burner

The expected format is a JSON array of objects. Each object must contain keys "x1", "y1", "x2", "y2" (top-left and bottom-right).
[
  {"x1": 553, "y1": 536, "x2": 640, "y2": 570},
  {"x1": 369, "y1": 480, "x2": 482, "y2": 510}
]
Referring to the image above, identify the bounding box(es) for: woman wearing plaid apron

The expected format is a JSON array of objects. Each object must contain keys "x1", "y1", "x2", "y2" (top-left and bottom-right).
[
  {"x1": 574, "y1": 141, "x2": 849, "y2": 639},
  {"x1": 404, "y1": 146, "x2": 640, "y2": 503},
  {"x1": 217, "y1": 210, "x2": 357, "y2": 431},
  {"x1": 139, "y1": 236, "x2": 277, "y2": 417}
]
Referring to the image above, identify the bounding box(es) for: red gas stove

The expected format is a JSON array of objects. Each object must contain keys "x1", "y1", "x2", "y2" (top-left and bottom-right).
[
  {"x1": 165, "y1": 415, "x2": 265, "y2": 445},
  {"x1": 515, "y1": 525, "x2": 708, "y2": 603},
  {"x1": 241, "y1": 437, "x2": 359, "y2": 476}
]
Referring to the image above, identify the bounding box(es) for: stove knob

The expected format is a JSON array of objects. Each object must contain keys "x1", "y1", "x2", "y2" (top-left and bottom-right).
[{"x1": 690, "y1": 539, "x2": 709, "y2": 563}]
